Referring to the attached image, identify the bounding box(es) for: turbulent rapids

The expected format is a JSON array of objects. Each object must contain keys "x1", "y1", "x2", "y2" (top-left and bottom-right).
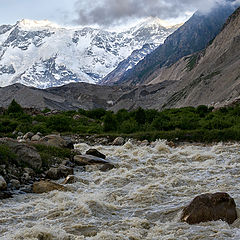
[{"x1": 1, "y1": 140, "x2": 240, "y2": 239}]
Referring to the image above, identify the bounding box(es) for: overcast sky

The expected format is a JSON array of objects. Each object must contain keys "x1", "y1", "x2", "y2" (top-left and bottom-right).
[{"x1": 0, "y1": 0, "x2": 239, "y2": 27}]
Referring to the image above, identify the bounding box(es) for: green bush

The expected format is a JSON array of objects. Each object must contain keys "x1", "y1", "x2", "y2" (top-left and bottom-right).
[
  {"x1": 103, "y1": 112, "x2": 117, "y2": 132},
  {"x1": 7, "y1": 99, "x2": 24, "y2": 116},
  {"x1": 120, "y1": 118, "x2": 138, "y2": 134},
  {"x1": 46, "y1": 115, "x2": 72, "y2": 132}
]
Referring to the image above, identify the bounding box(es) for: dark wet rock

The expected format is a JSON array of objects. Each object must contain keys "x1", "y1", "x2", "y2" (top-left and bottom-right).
[
  {"x1": 62, "y1": 175, "x2": 77, "y2": 184},
  {"x1": 62, "y1": 136, "x2": 75, "y2": 149},
  {"x1": 33, "y1": 180, "x2": 67, "y2": 193},
  {"x1": 0, "y1": 175, "x2": 7, "y2": 190},
  {"x1": 86, "y1": 149, "x2": 106, "y2": 159},
  {"x1": 20, "y1": 184, "x2": 33, "y2": 193},
  {"x1": 181, "y1": 192, "x2": 237, "y2": 224},
  {"x1": 99, "y1": 163, "x2": 115, "y2": 172},
  {"x1": 46, "y1": 165, "x2": 74, "y2": 180},
  {"x1": 0, "y1": 191, "x2": 12, "y2": 199},
  {"x1": 74, "y1": 155, "x2": 110, "y2": 166},
  {"x1": 112, "y1": 137, "x2": 125, "y2": 146}
]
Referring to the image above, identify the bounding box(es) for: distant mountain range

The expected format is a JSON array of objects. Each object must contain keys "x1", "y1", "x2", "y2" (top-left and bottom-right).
[
  {"x1": 0, "y1": 4, "x2": 239, "y2": 112},
  {"x1": 102, "y1": 3, "x2": 236, "y2": 86},
  {"x1": 0, "y1": 18, "x2": 179, "y2": 88}
]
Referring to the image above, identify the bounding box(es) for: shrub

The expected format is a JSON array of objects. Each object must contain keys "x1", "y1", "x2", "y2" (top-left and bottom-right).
[
  {"x1": 103, "y1": 112, "x2": 117, "y2": 132},
  {"x1": 7, "y1": 99, "x2": 24, "y2": 116},
  {"x1": 120, "y1": 118, "x2": 138, "y2": 134},
  {"x1": 46, "y1": 115, "x2": 71, "y2": 132},
  {"x1": 134, "y1": 107, "x2": 146, "y2": 125}
]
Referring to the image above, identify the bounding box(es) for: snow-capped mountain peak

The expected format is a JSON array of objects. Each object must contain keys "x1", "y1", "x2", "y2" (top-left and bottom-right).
[
  {"x1": 0, "y1": 18, "x2": 180, "y2": 88},
  {"x1": 17, "y1": 19, "x2": 61, "y2": 30}
]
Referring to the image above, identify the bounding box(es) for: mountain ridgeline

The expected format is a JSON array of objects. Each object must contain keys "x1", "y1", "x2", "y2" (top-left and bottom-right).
[
  {"x1": 0, "y1": 18, "x2": 178, "y2": 88},
  {"x1": 0, "y1": 4, "x2": 239, "y2": 112},
  {"x1": 103, "y1": 3, "x2": 236, "y2": 86}
]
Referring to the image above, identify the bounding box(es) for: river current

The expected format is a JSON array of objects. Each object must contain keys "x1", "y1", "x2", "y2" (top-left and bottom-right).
[{"x1": 1, "y1": 140, "x2": 240, "y2": 239}]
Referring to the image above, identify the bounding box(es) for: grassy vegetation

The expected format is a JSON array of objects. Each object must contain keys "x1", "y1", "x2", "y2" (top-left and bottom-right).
[
  {"x1": 185, "y1": 54, "x2": 199, "y2": 71},
  {"x1": 33, "y1": 144, "x2": 75, "y2": 169},
  {"x1": 0, "y1": 144, "x2": 17, "y2": 165},
  {"x1": 2, "y1": 99, "x2": 240, "y2": 143}
]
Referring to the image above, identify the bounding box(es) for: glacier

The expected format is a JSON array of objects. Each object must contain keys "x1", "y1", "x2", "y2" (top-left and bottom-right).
[{"x1": 0, "y1": 18, "x2": 180, "y2": 88}]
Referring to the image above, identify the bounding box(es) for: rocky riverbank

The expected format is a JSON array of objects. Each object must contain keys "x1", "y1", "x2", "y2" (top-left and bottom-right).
[{"x1": 0, "y1": 133, "x2": 125, "y2": 199}]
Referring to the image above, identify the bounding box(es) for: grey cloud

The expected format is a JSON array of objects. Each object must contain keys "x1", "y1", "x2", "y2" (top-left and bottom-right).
[{"x1": 73, "y1": 0, "x2": 236, "y2": 26}]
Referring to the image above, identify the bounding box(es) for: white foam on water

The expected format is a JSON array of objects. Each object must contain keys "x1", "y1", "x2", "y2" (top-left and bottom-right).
[{"x1": 1, "y1": 140, "x2": 240, "y2": 239}]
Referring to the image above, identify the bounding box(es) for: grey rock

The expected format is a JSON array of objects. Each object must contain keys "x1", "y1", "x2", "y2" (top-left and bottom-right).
[
  {"x1": 74, "y1": 155, "x2": 109, "y2": 166},
  {"x1": 0, "y1": 138, "x2": 42, "y2": 169},
  {"x1": 10, "y1": 179, "x2": 20, "y2": 190},
  {"x1": 112, "y1": 137, "x2": 125, "y2": 146},
  {"x1": 23, "y1": 132, "x2": 34, "y2": 140},
  {"x1": 86, "y1": 149, "x2": 106, "y2": 159},
  {"x1": 46, "y1": 165, "x2": 74, "y2": 180},
  {"x1": 40, "y1": 134, "x2": 67, "y2": 148},
  {"x1": 31, "y1": 134, "x2": 41, "y2": 141},
  {"x1": 74, "y1": 155, "x2": 115, "y2": 172},
  {"x1": 0, "y1": 175, "x2": 7, "y2": 191}
]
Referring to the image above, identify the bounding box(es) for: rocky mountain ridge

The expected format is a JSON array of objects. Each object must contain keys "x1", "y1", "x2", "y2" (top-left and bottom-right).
[
  {"x1": 103, "y1": 3, "x2": 236, "y2": 86},
  {"x1": 0, "y1": 18, "x2": 178, "y2": 88}
]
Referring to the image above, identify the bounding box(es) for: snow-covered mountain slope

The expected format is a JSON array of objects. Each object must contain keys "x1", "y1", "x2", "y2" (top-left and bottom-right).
[{"x1": 0, "y1": 18, "x2": 179, "y2": 88}]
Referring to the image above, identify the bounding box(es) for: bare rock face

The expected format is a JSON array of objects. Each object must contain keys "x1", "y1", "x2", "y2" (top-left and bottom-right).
[
  {"x1": 181, "y1": 192, "x2": 237, "y2": 224},
  {"x1": 33, "y1": 180, "x2": 67, "y2": 194},
  {"x1": 86, "y1": 149, "x2": 106, "y2": 159}
]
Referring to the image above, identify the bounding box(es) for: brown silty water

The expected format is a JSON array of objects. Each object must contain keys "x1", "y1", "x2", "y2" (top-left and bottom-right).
[{"x1": 1, "y1": 140, "x2": 240, "y2": 239}]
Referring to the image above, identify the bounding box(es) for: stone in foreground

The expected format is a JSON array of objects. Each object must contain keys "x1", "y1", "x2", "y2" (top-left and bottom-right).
[
  {"x1": 33, "y1": 180, "x2": 67, "y2": 194},
  {"x1": 181, "y1": 192, "x2": 237, "y2": 224}
]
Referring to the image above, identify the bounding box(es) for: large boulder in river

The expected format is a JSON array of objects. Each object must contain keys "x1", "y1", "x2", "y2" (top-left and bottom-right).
[
  {"x1": 74, "y1": 155, "x2": 115, "y2": 171},
  {"x1": 86, "y1": 149, "x2": 106, "y2": 159},
  {"x1": 181, "y1": 192, "x2": 237, "y2": 224},
  {"x1": 74, "y1": 155, "x2": 110, "y2": 166},
  {"x1": 0, "y1": 138, "x2": 42, "y2": 169},
  {"x1": 33, "y1": 180, "x2": 67, "y2": 194}
]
